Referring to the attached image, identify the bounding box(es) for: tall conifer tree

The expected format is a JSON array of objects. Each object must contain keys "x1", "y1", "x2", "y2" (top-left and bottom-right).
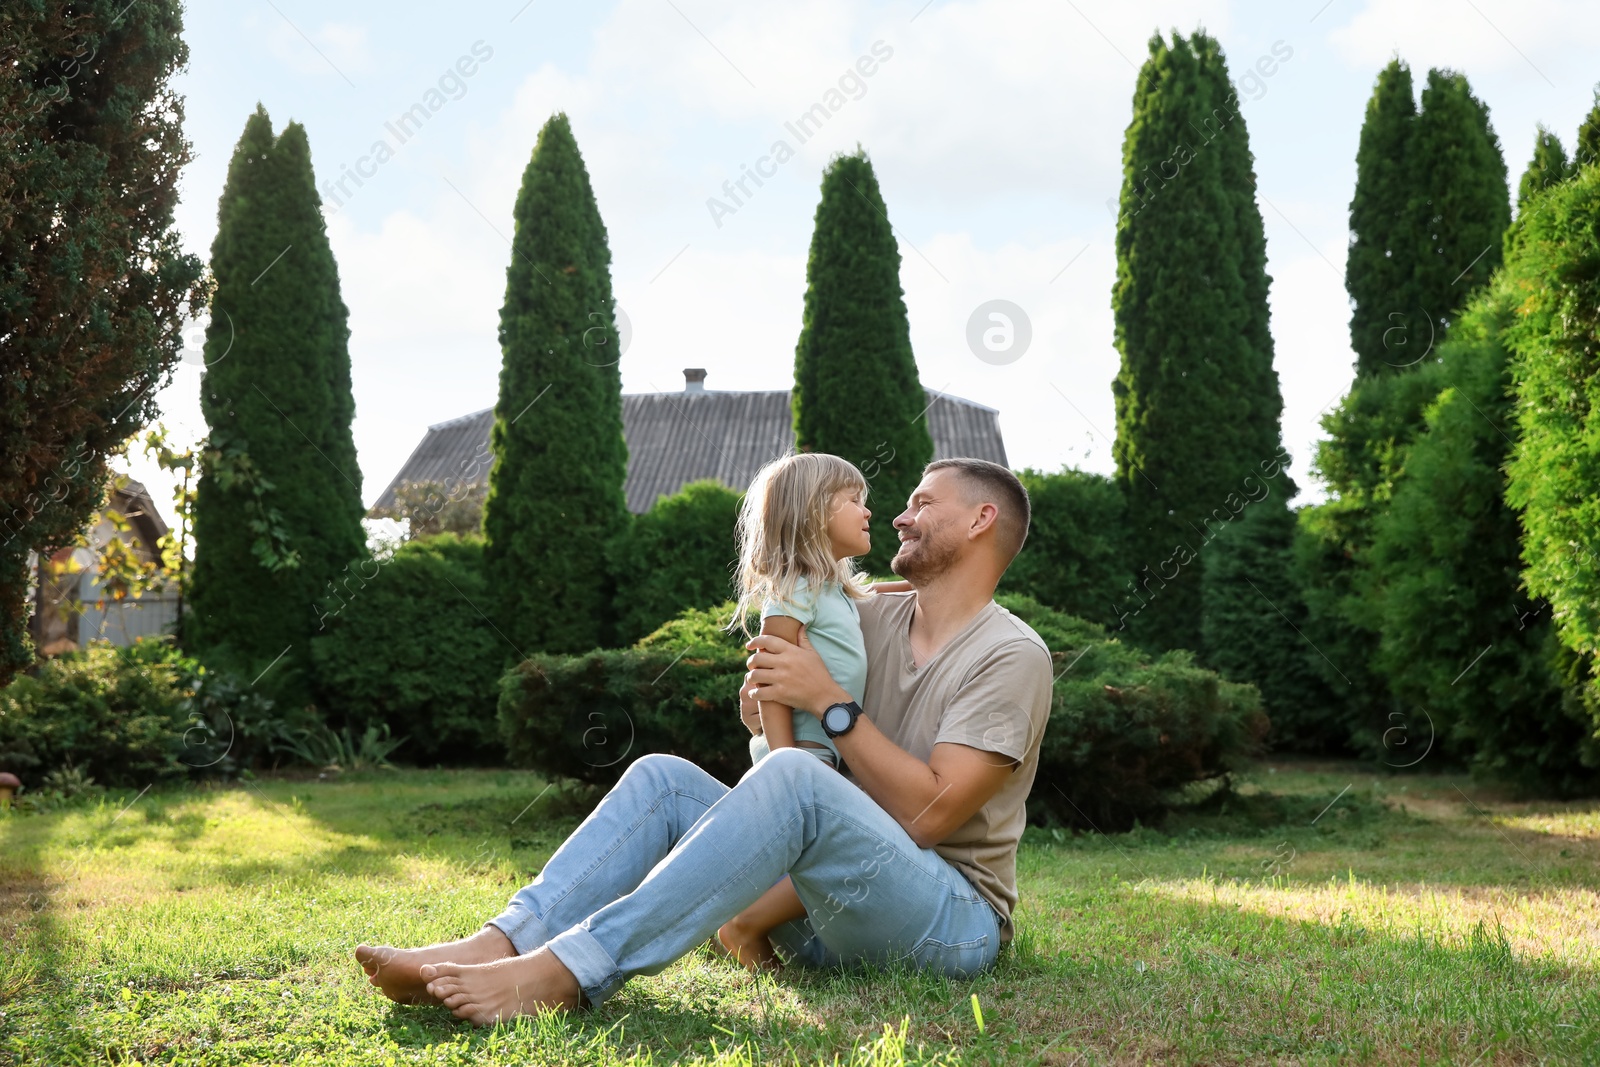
[
  {"x1": 1574, "y1": 87, "x2": 1600, "y2": 169},
  {"x1": 482, "y1": 113, "x2": 628, "y2": 655},
  {"x1": 1408, "y1": 70, "x2": 1509, "y2": 337},
  {"x1": 1518, "y1": 126, "x2": 1571, "y2": 209},
  {"x1": 189, "y1": 106, "x2": 365, "y2": 704},
  {"x1": 793, "y1": 149, "x2": 932, "y2": 574},
  {"x1": 1347, "y1": 59, "x2": 1420, "y2": 378},
  {"x1": 1111, "y1": 32, "x2": 1290, "y2": 654},
  {"x1": 1298, "y1": 63, "x2": 1509, "y2": 748}
]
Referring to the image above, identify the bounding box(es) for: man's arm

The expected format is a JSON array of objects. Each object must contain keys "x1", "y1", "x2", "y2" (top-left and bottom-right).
[{"x1": 744, "y1": 629, "x2": 1014, "y2": 849}]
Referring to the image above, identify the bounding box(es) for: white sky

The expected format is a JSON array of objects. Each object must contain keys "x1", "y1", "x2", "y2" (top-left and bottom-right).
[{"x1": 120, "y1": 0, "x2": 1600, "y2": 518}]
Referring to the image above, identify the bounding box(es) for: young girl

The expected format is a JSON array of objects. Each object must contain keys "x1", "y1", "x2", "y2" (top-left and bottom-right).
[{"x1": 715, "y1": 452, "x2": 880, "y2": 970}]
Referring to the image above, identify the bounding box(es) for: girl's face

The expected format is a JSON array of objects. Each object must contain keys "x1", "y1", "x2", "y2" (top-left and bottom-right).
[{"x1": 824, "y1": 485, "x2": 872, "y2": 560}]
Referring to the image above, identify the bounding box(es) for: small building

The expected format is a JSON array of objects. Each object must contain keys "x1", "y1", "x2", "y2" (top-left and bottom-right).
[
  {"x1": 375, "y1": 370, "x2": 1010, "y2": 514},
  {"x1": 30, "y1": 480, "x2": 181, "y2": 655}
]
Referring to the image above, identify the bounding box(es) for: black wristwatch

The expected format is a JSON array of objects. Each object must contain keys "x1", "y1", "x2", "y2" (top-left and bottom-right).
[{"x1": 821, "y1": 700, "x2": 863, "y2": 738}]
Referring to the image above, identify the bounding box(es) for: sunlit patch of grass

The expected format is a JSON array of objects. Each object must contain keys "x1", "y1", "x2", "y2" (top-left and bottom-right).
[{"x1": 1146, "y1": 874, "x2": 1600, "y2": 969}]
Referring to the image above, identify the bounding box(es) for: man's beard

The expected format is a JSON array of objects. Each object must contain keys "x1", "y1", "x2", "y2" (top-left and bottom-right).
[{"x1": 891, "y1": 522, "x2": 960, "y2": 583}]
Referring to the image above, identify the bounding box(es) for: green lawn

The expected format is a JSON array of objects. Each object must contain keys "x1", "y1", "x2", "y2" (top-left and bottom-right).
[{"x1": 2, "y1": 762, "x2": 1596, "y2": 1065}]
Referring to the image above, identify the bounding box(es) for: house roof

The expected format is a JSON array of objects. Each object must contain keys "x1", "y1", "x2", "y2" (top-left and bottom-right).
[
  {"x1": 373, "y1": 378, "x2": 1009, "y2": 515},
  {"x1": 109, "y1": 480, "x2": 169, "y2": 548}
]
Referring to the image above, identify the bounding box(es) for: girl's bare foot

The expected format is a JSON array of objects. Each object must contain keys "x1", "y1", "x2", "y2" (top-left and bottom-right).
[
  {"x1": 421, "y1": 947, "x2": 583, "y2": 1025},
  {"x1": 355, "y1": 927, "x2": 515, "y2": 1005},
  {"x1": 715, "y1": 918, "x2": 780, "y2": 972}
]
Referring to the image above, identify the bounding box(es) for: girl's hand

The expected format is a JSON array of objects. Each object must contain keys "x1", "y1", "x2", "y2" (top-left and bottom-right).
[{"x1": 871, "y1": 580, "x2": 913, "y2": 594}]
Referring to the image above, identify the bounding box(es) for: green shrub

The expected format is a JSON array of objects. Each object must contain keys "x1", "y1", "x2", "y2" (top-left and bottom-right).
[
  {"x1": 1000, "y1": 595, "x2": 1268, "y2": 830},
  {"x1": 1000, "y1": 467, "x2": 1128, "y2": 627},
  {"x1": 498, "y1": 602, "x2": 752, "y2": 787},
  {"x1": 608, "y1": 480, "x2": 742, "y2": 645},
  {"x1": 178, "y1": 669, "x2": 315, "y2": 775},
  {"x1": 499, "y1": 596, "x2": 1266, "y2": 831},
  {"x1": 0, "y1": 639, "x2": 194, "y2": 788},
  {"x1": 311, "y1": 533, "x2": 505, "y2": 764}
]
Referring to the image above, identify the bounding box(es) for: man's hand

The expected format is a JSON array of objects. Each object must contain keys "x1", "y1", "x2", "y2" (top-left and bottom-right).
[{"x1": 744, "y1": 625, "x2": 851, "y2": 719}]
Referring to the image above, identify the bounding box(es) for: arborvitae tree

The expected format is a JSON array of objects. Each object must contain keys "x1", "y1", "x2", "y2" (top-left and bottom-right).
[
  {"x1": 1347, "y1": 59, "x2": 1420, "y2": 378},
  {"x1": 188, "y1": 107, "x2": 366, "y2": 705},
  {"x1": 1505, "y1": 165, "x2": 1600, "y2": 734},
  {"x1": 482, "y1": 113, "x2": 628, "y2": 655},
  {"x1": 1298, "y1": 62, "x2": 1509, "y2": 750},
  {"x1": 1408, "y1": 69, "x2": 1510, "y2": 338},
  {"x1": 1574, "y1": 87, "x2": 1600, "y2": 169},
  {"x1": 0, "y1": 0, "x2": 203, "y2": 686},
  {"x1": 1366, "y1": 278, "x2": 1598, "y2": 792},
  {"x1": 1110, "y1": 31, "x2": 1290, "y2": 654},
  {"x1": 1517, "y1": 125, "x2": 1571, "y2": 209},
  {"x1": 793, "y1": 149, "x2": 933, "y2": 574}
]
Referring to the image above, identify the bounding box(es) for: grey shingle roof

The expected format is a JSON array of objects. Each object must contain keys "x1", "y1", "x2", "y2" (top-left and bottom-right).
[{"x1": 374, "y1": 385, "x2": 1008, "y2": 515}]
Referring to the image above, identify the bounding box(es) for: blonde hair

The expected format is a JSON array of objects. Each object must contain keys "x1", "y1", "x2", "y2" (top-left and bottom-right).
[{"x1": 730, "y1": 452, "x2": 871, "y2": 636}]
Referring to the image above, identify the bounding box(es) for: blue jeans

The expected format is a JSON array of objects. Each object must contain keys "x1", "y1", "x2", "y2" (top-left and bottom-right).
[{"x1": 487, "y1": 749, "x2": 1004, "y2": 1006}]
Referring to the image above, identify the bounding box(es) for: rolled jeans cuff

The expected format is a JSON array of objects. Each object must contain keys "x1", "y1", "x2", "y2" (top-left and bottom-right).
[
  {"x1": 485, "y1": 902, "x2": 551, "y2": 956},
  {"x1": 544, "y1": 924, "x2": 625, "y2": 1006}
]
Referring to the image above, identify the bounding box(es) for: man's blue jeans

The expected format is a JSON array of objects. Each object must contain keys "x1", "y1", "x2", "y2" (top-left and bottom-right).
[{"x1": 487, "y1": 748, "x2": 1004, "y2": 1006}]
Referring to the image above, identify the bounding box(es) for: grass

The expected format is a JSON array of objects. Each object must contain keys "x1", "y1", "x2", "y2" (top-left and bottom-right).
[{"x1": 1, "y1": 761, "x2": 1597, "y2": 1066}]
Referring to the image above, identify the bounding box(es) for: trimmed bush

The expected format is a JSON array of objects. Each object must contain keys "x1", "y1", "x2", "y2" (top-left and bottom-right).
[
  {"x1": 0, "y1": 639, "x2": 194, "y2": 788},
  {"x1": 1003, "y1": 595, "x2": 1268, "y2": 830},
  {"x1": 1000, "y1": 467, "x2": 1128, "y2": 628},
  {"x1": 608, "y1": 480, "x2": 742, "y2": 645},
  {"x1": 499, "y1": 595, "x2": 1266, "y2": 831},
  {"x1": 312, "y1": 534, "x2": 504, "y2": 764}
]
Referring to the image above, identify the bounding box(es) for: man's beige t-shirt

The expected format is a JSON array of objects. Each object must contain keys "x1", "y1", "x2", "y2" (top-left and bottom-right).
[{"x1": 849, "y1": 592, "x2": 1052, "y2": 939}]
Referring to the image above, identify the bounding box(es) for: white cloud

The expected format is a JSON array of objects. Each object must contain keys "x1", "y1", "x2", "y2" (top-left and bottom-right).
[{"x1": 262, "y1": 17, "x2": 374, "y2": 81}]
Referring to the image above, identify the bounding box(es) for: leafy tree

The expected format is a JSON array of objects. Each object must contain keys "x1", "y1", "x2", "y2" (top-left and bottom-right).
[
  {"x1": 999, "y1": 467, "x2": 1128, "y2": 626},
  {"x1": 1110, "y1": 31, "x2": 1289, "y2": 654},
  {"x1": 0, "y1": 0, "x2": 204, "y2": 686},
  {"x1": 793, "y1": 149, "x2": 933, "y2": 573},
  {"x1": 1505, "y1": 165, "x2": 1600, "y2": 732},
  {"x1": 482, "y1": 113, "x2": 628, "y2": 655},
  {"x1": 608, "y1": 480, "x2": 742, "y2": 645},
  {"x1": 1517, "y1": 125, "x2": 1571, "y2": 210},
  {"x1": 1366, "y1": 279, "x2": 1598, "y2": 791},
  {"x1": 188, "y1": 107, "x2": 366, "y2": 706},
  {"x1": 370, "y1": 480, "x2": 487, "y2": 542}
]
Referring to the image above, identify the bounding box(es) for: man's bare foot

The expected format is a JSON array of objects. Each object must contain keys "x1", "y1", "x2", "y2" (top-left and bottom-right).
[
  {"x1": 355, "y1": 927, "x2": 514, "y2": 1005},
  {"x1": 421, "y1": 946, "x2": 583, "y2": 1025},
  {"x1": 715, "y1": 917, "x2": 780, "y2": 973}
]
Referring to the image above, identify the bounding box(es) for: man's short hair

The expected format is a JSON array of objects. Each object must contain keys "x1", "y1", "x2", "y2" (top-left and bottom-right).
[{"x1": 924, "y1": 458, "x2": 1031, "y2": 564}]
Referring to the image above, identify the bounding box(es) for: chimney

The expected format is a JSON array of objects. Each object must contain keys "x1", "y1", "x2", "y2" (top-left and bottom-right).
[{"x1": 683, "y1": 368, "x2": 708, "y2": 394}]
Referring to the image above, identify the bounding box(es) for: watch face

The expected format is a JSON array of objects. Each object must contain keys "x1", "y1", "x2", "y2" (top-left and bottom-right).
[{"x1": 824, "y1": 704, "x2": 852, "y2": 733}]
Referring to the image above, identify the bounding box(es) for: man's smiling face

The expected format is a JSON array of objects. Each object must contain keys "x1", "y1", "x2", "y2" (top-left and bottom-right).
[{"x1": 890, "y1": 469, "x2": 966, "y2": 582}]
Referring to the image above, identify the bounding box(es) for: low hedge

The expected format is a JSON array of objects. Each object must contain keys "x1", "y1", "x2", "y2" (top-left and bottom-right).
[{"x1": 499, "y1": 595, "x2": 1267, "y2": 830}]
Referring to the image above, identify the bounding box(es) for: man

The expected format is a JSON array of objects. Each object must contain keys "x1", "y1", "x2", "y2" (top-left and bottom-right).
[{"x1": 355, "y1": 458, "x2": 1053, "y2": 1023}]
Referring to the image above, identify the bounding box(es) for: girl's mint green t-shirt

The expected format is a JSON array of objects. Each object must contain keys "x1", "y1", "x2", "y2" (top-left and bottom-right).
[
  {"x1": 747, "y1": 577, "x2": 868, "y2": 767},
  {"x1": 760, "y1": 577, "x2": 868, "y2": 703}
]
